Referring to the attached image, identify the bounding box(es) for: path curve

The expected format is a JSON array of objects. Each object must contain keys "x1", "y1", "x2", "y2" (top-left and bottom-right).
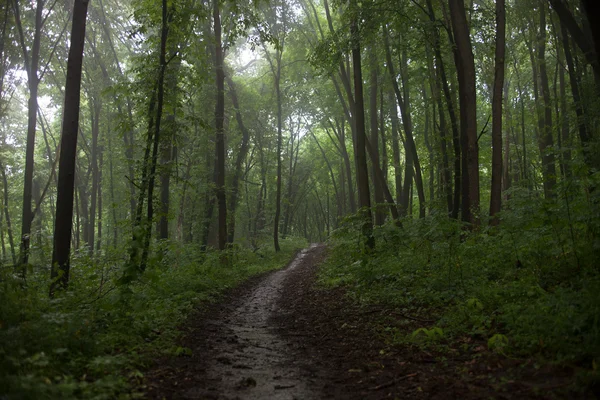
[{"x1": 146, "y1": 243, "x2": 328, "y2": 400}]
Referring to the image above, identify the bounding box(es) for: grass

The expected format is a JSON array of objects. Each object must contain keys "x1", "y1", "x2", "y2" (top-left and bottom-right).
[
  {"x1": 318, "y1": 186, "x2": 600, "y2": 389},
  {"x1": 0, "y1": 236, "x2": 307, "y2": 400}
]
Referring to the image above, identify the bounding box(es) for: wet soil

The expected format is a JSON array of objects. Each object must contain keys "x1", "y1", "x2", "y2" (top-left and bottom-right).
[{"x1": 143, "y1": 244, "x2": 591, "y2": 399}]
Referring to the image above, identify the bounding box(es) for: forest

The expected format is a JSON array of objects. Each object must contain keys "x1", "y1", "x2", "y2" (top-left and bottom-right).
[{"x1": 0, "y1": 0, "x2": 599, "y2": 397}]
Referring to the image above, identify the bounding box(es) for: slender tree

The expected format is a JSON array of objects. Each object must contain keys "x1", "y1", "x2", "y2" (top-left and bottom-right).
[
  {"x1": 14, "y1": 0, "x2": 43, "y2": 266},
  {"x1": 50, "y1": 0, "x2": 90, "y2": 295},
  {"x1": 214, "y1": 0, "x2": 227, "y2": 250},
  {"x1": 449, "y1": 0, "x2": 479, "y2": 225},
  {"x1": 490, "y1": 0, "x2": 506, "y2": 224},
  {"x1": 350, "y1": 0, "x2": 374, "y2": 248}
]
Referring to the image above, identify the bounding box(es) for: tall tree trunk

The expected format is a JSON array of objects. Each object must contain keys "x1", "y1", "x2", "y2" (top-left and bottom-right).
[
  {"x1": 0, "y1": 205, "x2": 5, "y2": 264},
  {"x1": 449, "y1": 0, "x2": 480, "y2": 225},
  {"x1": 0, "y1": 163, "x2": 16, "y2": 265},
  {"x1": 158, "y1": 58, "x2": 181, "y2": 240},
  {"x1": 140, "y1": 0, "x2": 170, "y2": 269},
  {"x1": 50, "y1": 0, "x2": 90, "y2": 295},
  {"x1": 89, "y1": 98, "x2": 100, "y2": 254},
  {"x1": 226, "y1": 76, "x2": 250, "y2": 243},
  {"x1": 425, "y1": 0, "x2": 460, "y2": 218},
  {"x1": 558, "y1": 40, "x2": 571, "y2": 178},
  {"x1": 384, "y1": 35, "x2": 425, "y2": 218},
  {"x1": 502, "y1": 81, "x2": 512, "y2": 193},
  {"x1": 107, "y1": 122, "x2": 118, "y2": 248},
  {"x1": 14, "y1": 0, "x2": 43, "y2": 266},
  {"x1": 388, "y1": 92, "x2": 403, "y2": 207},
  {"x1": 380, "y1": 86, "x2": 388, "y2": 185},
  {"x1": 335, "y1": 119, "x2": 356, "y2": 213},
  {"x1": 537, "y1": 2, "x2": 557, "y2": 198},
  {"x1": 158, "y1": 118, "x2": 173, "y2": 240},
  {"x1": 369, "y1": 47, "x2": 385, "y2": 226},
  {"x1": 214, "y1": 0, "x2": 227, "y2": 250},
  {"x1": 423, "y1": 84, "x2": 434, "y2": 209},
  {"x1": 490, "y1": 0, "x2": 505, "y2": 224},
  {"x1": 561, "y1": 21, "x2": 590, "y2": 165},
  {"x1": 77, "y1": 167, "x2": 90, "y2": 248},
  {"x1": 351, "y1": 0, "x2": 374, "y2": 249},
  {"x1": 426, "y1": 39, "x2": 452, "y2": 215},
  {"x1": 97, "y1": 144, "x2": 103, "y2": 252}
]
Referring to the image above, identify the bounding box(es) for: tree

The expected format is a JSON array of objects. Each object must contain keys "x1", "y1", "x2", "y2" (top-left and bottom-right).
[
  {"x1": 13, "y1": 0, "x2": 43, "y2": 266},
  {"x1": 489, "y1": 0, "x2": 505, "y2": 223},
  {"x1": 350, "y1": 0, "x2": 373, "y2": 248},
  {"x1": 214, "y1": 0, "x2": 227, "y2": 251},
  {"x1": 50, "y1": 0, "x2": 90, "y2": 295},
  {"x1": 262, "y1": 0, "x2": 287, "y2": 252},
  {"x1": 449, "y1": 0, "x2": 479, "y2": 225}
]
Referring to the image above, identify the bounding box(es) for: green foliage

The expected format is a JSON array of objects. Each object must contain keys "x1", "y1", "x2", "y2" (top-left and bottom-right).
[
  {"x1": 412, "y1": 326, "x2": 445, "y2": 343},
  {"x1": 321, "y1": 189, "x2": 600, "y2": 371},
  {"x1": 0, "y1": 237, "x2": 306, "y2": 399}
]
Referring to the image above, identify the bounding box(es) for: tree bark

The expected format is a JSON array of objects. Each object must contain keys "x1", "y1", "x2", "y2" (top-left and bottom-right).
[
  {"x1": 388, "y1": 92, "x2": 403, "y2": 207},
  {"x1": 50, "y1": 0, "x2": 90, "y2": 295},
  {"x1": 140, "y1": 0, "x2": 171, "y2": 269},
  {"x1": 369, "y1": 47, "x2": 385, "y2": 225},
  {"x1": 384, "y1": 35, "x2": 425, "y2": 218},
  {"x1": 537, "y1": 2, "x2": 557, "y2": 198},
  {"x1": 561, "y1": 21, "x2": 590, "y2": 164},
  {"x1": 351, "y1": 0, "x2": 374, "y2": 248},
  {"x1": 0, "y1": 162, "x2": 16, "y2": 265},
  {"x1": 214, "y1": 0, "x2": 227, "y2": 251},
  {"x1": 489, "y1": 0, "x2": 505, "y2": 224},
  {"x1": 14, "y1": 0, "x2": 43, "y2": 266},
  {"x1": 226, "y1": 75, "x2": 250, "y2": 244},
  {"x1": 449, "y1": 0, "x2": 480, "y2": 225},
  {"x1": 88, "y1": 97, "x2": 101, "y2": 254},
  {"x1": 425, "y1": 0, "x2": 460, "y2": 218}
]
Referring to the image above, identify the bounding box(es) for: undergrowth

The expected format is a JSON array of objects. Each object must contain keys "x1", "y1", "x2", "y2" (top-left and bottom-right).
[
  {"x1": 0, "y1": 236, "x2": 306, "y2": 400},
  {"x1": 320, "y1": 178, "x2": 600, "y2": 384}
]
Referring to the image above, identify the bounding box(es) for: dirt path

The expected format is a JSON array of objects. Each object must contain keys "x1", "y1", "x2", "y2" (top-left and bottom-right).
[
  {"x1": 144, "y1": 244, "x2": 330, "y2": 399},
  {"x1": 144, "y1": 244, "x2": 587, "y2": 400}
]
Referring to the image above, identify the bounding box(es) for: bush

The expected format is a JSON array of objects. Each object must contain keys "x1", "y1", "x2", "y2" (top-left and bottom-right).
[
  {"x1": 0, "y1": 236, "x2": 306, "y2": 399},
  {"x1": 320, "y1": 188, "x2": 600, "y2": 370}
]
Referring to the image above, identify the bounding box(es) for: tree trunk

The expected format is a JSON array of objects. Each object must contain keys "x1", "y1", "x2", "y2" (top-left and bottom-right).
[
  {"x1": 489, "y1": 0, "x2": 505, "y2": 224},
  {"x1": 369, "y1": 47, "x2": 385, "y2": 226},
  {"x1": 335, "y1": 119, "x2": 356, "y2": 213},
  {"x1": 423, "y1": 84, "x2": 434, "y2": 210},
  {"x1": 502, "y1": 80, "x2": 512, "y2": 194},
  {"x1": 384, "y1": 35, "x2": 425, "y2": 218},
  {"x1": 350, "y1": 0, "x2": 374, "y2": 249},
  {"x1": 0, "y1": 163, "x2": 16, "y2": 265},
  {"x1": 561, "y1": 21, "x2": 590, "y2": 165},
  {"x1": 449, "y1": 0, "x2": 480, "y2": 225},
  {"x1": 107, "y1": 122, "x2": 118, "y2": 248},
  {"x1": 214, "y1": 0, "x2": 227, "y2": 251},
  {"x1": 426, "y1": 39, "x2": 452, "y2": 215},
  {"x1": 14, "y1": 0, "x2": 43, "y2": 266},
  {"x1": 50, "y1": 0, "x2": 90, "y2": 295},
  {"x1": 140, "y1": 0, "x2": 171, "y2": 269},
  {"x1": 89, "y1": 98, "x2": 100, "y2": 254},
  {"x1": 426, "y1": 0, "x2": 460, "y2": 218},
  {"x1": 537, "y1": 2, "x2": 557, "y2": 198},
  {"x1": 226, "y1": 75, "x2": 251, "y2": 243}
]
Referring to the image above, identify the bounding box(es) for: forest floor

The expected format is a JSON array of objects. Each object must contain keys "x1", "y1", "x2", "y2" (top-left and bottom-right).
[{"x1": 142, "y1": 244, "x2": 587, "y2": 399}]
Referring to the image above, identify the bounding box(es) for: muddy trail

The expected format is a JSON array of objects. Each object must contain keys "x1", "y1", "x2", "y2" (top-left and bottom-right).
[{"x1": 144, "y1": 244, "x2": 587, "y2": 400}]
